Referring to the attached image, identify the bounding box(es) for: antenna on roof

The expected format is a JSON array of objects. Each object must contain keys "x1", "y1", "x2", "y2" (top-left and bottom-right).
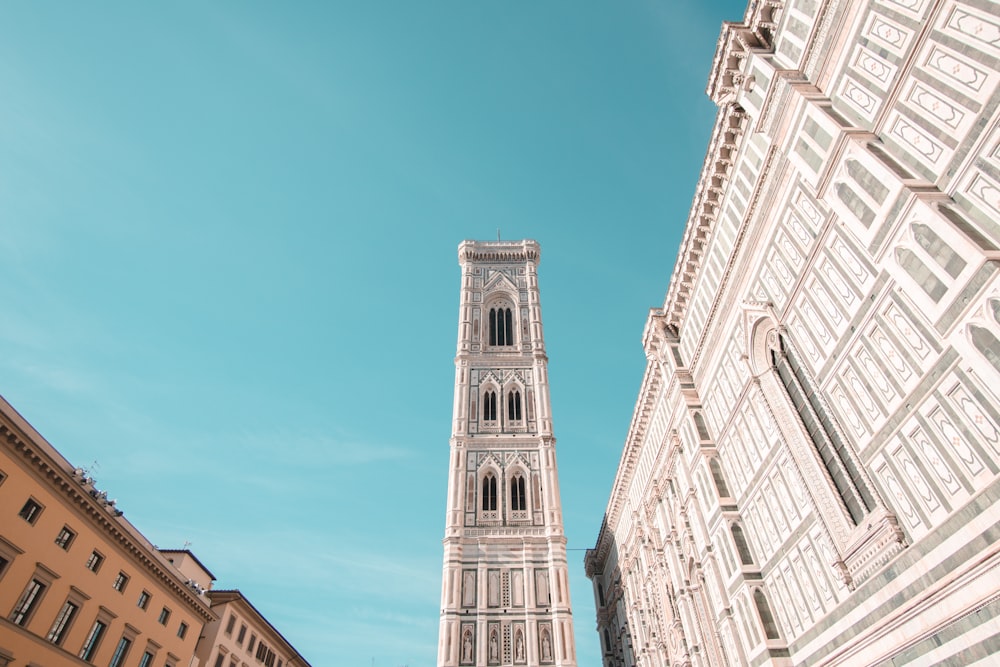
[{"x1": 497, "y1": 228, "x2": 501, "y2": 242}]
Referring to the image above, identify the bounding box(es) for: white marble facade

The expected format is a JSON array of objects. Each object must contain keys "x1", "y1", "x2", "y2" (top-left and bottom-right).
[
  {"x1": 439, "y1": 240, "x2": 577, "y2": 667},
  {"x1": 586, "y1": 0, "x2": 1000, "y2": 665}
]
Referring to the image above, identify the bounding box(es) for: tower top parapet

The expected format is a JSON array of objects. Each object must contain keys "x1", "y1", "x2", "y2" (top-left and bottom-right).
[{"x1": 458, "y1": 239, "x2": 540, "y2": 266}]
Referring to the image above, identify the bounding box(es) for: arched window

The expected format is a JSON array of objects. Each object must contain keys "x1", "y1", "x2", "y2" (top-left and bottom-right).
[
  {"x1": 912, "y1": 223, "x2": 965, "y2": 278},
  {"x1": 489, "y1": 307, "x2": 514, "y2": 346},
  {"x1": 482, "y1": 474, "x2": 497, "y2": 511},
  {"x1": 709, "y1": 458, "x2": 730, "y2": 498},
  {"x1": 970, "y1": 325, "x2": 1000, "y2": 375},
  {"x1": 895, "y1": 247, "x2": 947, "y2": 301},
  {"x1": 971, "y1": 299, "x2": 1000, "y2": 375},
  {"x1": 507, "y1": 390, "x2": 522, "y2": 421},
  {"x1": 510, "y1": 474, "x2": 527, "y2": 511},
  {"x1": 483, "y1": 390, "x2": 497, "y2": 421},
  {"x1": 753, "y1": 589, "x2": 781, "y2": 640},
  {"x1": 772, "y1": 335, "x2": 874, "y2": 524},
  {"x1": 731, "y1": 523, "x2": 754, "y2": 565}
]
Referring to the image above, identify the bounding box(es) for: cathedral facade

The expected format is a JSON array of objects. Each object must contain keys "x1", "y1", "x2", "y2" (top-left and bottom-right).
[
  {"x1": 438, "y1": 240, "x2": 577, "y2": 667},
  {"x1": 585, "y1": 0, "x2": 1000, "y2": 665}
]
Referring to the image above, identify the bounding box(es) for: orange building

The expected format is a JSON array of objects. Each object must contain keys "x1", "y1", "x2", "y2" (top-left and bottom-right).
[{"x1": 0, "y1": 395, "x2": 216, "y2": 666}]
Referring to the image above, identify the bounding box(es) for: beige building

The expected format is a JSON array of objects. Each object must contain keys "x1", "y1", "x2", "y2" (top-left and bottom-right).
[
  {"x1": 586, "y1": 0, "x2": 1000, "y2": 665},
  {"x1": 195, "y1": 590, "x2": 311, "y2": 667},
  {"x1": 438, "y1": 240, "x2": 577, "y2": 666},
  {"x1": 0, "y1": 395, "x2": 214, "y2": 667}
]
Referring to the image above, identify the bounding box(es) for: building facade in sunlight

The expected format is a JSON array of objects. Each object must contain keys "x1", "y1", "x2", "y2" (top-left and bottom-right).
[
  {"x1": 0, "y1": 396, "x2": 214, "y2": 667},
  {"x1": 585, "y1": 0, "x2": 1000, "y2": 665},
  {"x1": 0, "y1": 395, "x2": 311, "y2": 667},
  {"x1": 438, "y1": 240, "x2": 577, "y2": 666}
]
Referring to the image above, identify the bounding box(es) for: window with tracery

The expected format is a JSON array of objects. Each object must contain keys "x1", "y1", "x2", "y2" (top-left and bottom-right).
[
  {"x1": 507, "y1": 390, "x2": 522, "y2": 421},
  {"x1": 489, "y1": 307, "x2": 514, "y2": 346},
  {"x1": 510, "y1": 475, "x2": 527, "y2": 511},
  {"x1": 772, "y1": 334, "x2": 874, "y2": 524},
  {"x1": 483, "y1": 389, "x2": 497, "y2": 422},
  {"x1": 482, "y1": 474, "x2": 497, "y2": 512}
]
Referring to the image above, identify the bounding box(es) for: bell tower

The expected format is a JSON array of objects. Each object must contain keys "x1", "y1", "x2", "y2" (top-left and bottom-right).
[{"x1": 438, "y1": 240, "x2": 577, "y2": 667}]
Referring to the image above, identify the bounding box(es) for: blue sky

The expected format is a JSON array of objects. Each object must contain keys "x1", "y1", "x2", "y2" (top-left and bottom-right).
[{"x1": 0, "y1": 2, "x2": 746, "y2": 665}]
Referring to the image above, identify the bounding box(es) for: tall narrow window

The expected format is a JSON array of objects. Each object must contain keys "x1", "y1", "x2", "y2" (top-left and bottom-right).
[
  {"x1": 490, "y1": 307, "x2": 514, "y2": 346},
  {"x1": 507, "y1": 390, "x2": 522, "y2": 421},
  {"x1": 10, "y1": 578, "x2": 46, "y2": 626},
  {"x1": 79, "y1": 619, "x2": 107, "y2": 661},
  {"x1": 754, "y1": 589, "x2": 781, "y2": 640},
  {"x1": 47, "y1": 600, "x2": 79, "y2": 644},
  {"x1": 511, "y1": 475, "x2": 527, "y2": 511},
  {"x1": 482, "y1": 474, "x2": 497, "y2": 511},
  {"x1": 731, "y1": 524, "x2": 755, "y2": 565},
  {"x1": 912, "y1": 223, "x2": 965, "y2": 278},
  {"x1": 483, "y1": 390, "x2": 497, "y2": 421},
  {"x1": 895, "y1": 248, "x2": 947, "y2": 301},
  {"x1": 140, "y1": 652, "x2": 155, "y2": 667},
  {"x1": 772, "y1": 335, "x2": 874, "y2": 524},
  {"x1": 109, "y1": 636, "x2": 132, "y2": 667}
]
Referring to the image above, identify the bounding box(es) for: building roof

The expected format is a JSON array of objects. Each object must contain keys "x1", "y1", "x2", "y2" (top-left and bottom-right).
[{"x1": 207, "y1": 589, "x2": 313, "y2": 667}]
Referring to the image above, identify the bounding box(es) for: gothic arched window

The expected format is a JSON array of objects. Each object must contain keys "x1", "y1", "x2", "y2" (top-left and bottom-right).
[
  {"x1": 772, "y1": 334, "x2": 874, "y2": 524},
  {"x1": 483, "y1": 389, "x2": 497, "y2": 421},
  {"x1": 489, "y1": 307, "x2": 514, "y2": 346},
  {"x1": 753, "y1": 589, "x2": 781, "y2": 640},
  {"x1": 482, "y1": 473, "x2": 497, "y2": 511},
  {"x1": 507, "y1": 390, "x2": 522, "y2": 421},
  {"x1": 731, "y1": 523, "x2": 754, "y2": 565},
  {"x1": 895, "y1": 248, "x2": 947, "y2": 302},
  {"x1": 510, "y1": 474, "x2": 527, "y2": 511},
  {"x1": 970, "y1": 298, "x2": 1000, "y2": 375}
]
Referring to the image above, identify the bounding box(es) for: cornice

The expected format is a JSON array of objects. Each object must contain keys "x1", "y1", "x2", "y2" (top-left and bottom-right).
[
  {"x1": 666, "y1": 3, "x2": 785, "y2": 332},
  {"x1": 207, "y1": 590, "x2": 312, "y2": 666},
  {"x1": 663, "y1": 103, "x2": 750, "y2": 330},
  {"x1": 458, "y1": 239, "x2": 540, "y2": 266},
  {"x1": 589, "y1": 352, "x2": 667, "y2": 570},
  {"x1": 707, "y1": 1, "x2": 783, "y2": 104}
]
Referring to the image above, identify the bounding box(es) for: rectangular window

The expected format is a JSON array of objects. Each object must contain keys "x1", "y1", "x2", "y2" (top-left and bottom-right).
[
  {"x1": 0, "y1": 556, "x2": 10, "y2": 578},
  {"x1": 18, "y1": 498, "x2": 43, "y2": 524},
  {"x1": 113, "y1": 571, "x2": 129, "y2": 593},
  {"x1": 248, "y1": 634, "x2": 256, "y2": 652},
  {"x1": 137, "y1": 590, "x2": 151, "y2": 610},
  {"x1": 79, "y1": 620, "x2": 107, "y2": 661},
  {"x1": 10, "y1": 578, "x2": 46, "y2": 625},
  {"x1": 139, "y1": 652, "x2": 154, "y2": 667},
  {"x1": 85, "y1": 550, "x2": 104, "y2": 573},
  {"x1": 213, "y1": 654, "x2": 226, "y2": 667},
  {"x1": 55, "y1": 526, "x2": 76, "y2": 550},
  {"x1": 109, "y1": 636, "x2": 132, "y2": 667},
  {"x1": 47, "y1": 600, "x2": 79, "y2": 644},
  {"x1": 236, "y1": 624, "x2": 247, "y2": 645},
  {"x1": 225, "y1": 613, "x2": 236, "y2": 635},
  {"x1": 158, "y1": 607, "x2": 171, "y2": 625},
  {"x1": 178, "y1": 621, "x2": 188, "y2": 639}
]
